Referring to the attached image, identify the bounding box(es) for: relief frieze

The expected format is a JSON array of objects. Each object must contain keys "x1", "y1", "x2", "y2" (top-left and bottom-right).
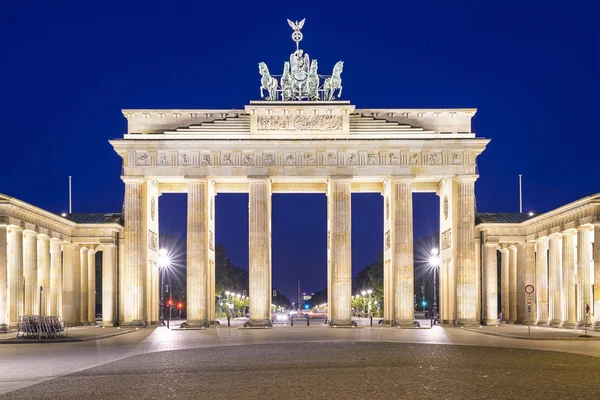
[{"x1": 257, "y1": 115, "x2": 343, "y2": 131}]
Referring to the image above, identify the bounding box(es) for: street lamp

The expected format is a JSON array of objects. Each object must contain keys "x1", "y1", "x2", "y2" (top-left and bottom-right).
[
  {"x1": 428, "y1": 248, "x2": 441, "y2": 321},
  {"x1": 367, "y1": 289, "x2": 372, "y2": 316},
  {"x1": 158, "y1": 248, "x2": 171, "y2": 323}
]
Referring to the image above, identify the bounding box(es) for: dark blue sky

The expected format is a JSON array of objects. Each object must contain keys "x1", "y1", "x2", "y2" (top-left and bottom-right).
[{"x1": 1, "y1": 1, "x2": 596, "y2": 299}]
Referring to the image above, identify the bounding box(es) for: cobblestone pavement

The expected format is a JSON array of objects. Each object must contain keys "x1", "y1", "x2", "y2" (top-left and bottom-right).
[
  {"x1": 2, "y1": 325, "x2": 600, "y2": 397},
  {"x1": 3, "y1": 341, "x2": 600, "y2": 399}
]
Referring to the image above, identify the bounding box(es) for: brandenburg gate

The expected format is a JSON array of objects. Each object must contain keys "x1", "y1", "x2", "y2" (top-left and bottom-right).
[{"x1": 110, "y1": 20, "x2": 489, "y2": 327}]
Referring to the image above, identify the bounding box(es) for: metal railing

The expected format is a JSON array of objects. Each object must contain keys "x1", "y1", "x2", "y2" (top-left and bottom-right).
[{"x1": 17, "y1": 316, "x2": 66, "y2": 339}]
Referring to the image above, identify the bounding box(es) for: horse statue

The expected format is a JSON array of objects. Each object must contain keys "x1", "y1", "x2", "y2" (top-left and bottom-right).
[
  {"x1": 323, "y1": 61, "x2": 344, "y2": 101},
  {"x1": 281, "y1": 61, "x2": 293, "y2": 101},
  {"x1": 307, "y1": 59, "x2": 319, "y2": 100},
  {"x1": 258, "y1": 62, "x2": 278, "y2": 101}
]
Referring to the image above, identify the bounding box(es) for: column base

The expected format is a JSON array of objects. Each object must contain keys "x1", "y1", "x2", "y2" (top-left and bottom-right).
[
  {"x1": 121, "y1": 320, "x2": 148, "y2": 327},
  {"x1": 484, "y1": 319, "x2": 499, "y2": 326},
  {"x1": 561, "y1": 321, "x2": 577, "y2": 329},
  {"x1": 246, "y1": 319, "x2": 272, "y2": 328},
  {"x1": 514, "y1": 319, "x2": 524, "y2": 325},
  {"x1": 328, "y1": 319, "x2": 355, "y2": 327},
  {"x1": 504, "y1": 320, "x2": 515, "y2": 324},
  {"x1": 549, "y1": 320, "x2": 562, "y2": 327},
  {"x1": 0, "y1": 324, "x2": 11, "y2": 333},
  {"x1": 455, "y1": 319, "x2": 479, "y2": 327},
  {"x1": 101, "y1": 321, "x2": 117, "y2": 327},
  {"x1": 535, "y1": 321, "x2": 548, "y2": 326},
  {"x1": 593, "y1": 323, "x2": 600, "y2": 331},
  {"x1": 184, "y1": 320, "x2": 210, "y2": 328}
]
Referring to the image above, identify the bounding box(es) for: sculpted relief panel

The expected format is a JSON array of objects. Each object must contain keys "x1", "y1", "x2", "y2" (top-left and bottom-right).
[
  {"x1": 129, "y1": 150, "x2": 468, "y2": 168},
  {"x1": 257, "y1": 115, "x2": 343, "y2": 131}
]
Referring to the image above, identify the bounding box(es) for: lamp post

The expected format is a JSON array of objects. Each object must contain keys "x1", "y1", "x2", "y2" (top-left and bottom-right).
[
  {"x1": 158, "y1": 248, "x2": 171, "y2": 323},
  {"x1": 367, "y1": 289, "x2": 372, "y2": 316},
  {"x1": 361, "y1": 290, "x2": 367, "y2": 315},
  {"x1": 429, "y1": 248, "x2": 441, "y2": 321}
]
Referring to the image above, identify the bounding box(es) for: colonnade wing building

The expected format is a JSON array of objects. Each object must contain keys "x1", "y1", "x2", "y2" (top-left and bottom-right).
[
  {"x1": 110, "y1": 102, "x2": 489, "y2": 327},
  {"x1": 0, "y1": 195, "x2": 121, "y2": 329}
]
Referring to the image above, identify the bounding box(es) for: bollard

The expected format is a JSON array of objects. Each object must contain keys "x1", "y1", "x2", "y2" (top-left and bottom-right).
[
  {"x1": 370, "y1": 315, "x2": 373, "y2": 327},
  {"x1": 306, "y1": 315, "x2": 310, "y2": 326},
  {"x1": 167, "y1": 319, "x2": 170, "y2": 329},
  {"x1": 227, "y1": 316, "x2": 231, "y2": 327},
  {"x1": 290, "y1": 317, "x2": 294, "y2": 327}
]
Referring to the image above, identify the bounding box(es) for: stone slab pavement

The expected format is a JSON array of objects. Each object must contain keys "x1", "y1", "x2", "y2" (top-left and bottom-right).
[
  {"x1": 0, "y1": 326, "x2": 137, "y2": 344},
  {"x1": 463, "y1": 323, "x2": 600, "y2": 340},
  {"x1": 2, "y1": 324, "x2": 600, "y2": 396}
]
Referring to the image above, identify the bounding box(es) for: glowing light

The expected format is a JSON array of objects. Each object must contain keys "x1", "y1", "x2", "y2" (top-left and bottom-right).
[
  {"x1": 431, "y1": 248, "x2": 439, "y2": 256},
  {"x1": 61, "y1": 213, "x2": 67, "y2": 217},
  {"x1": 367, "y1": 289, "x2": 372, "y2": 295},
  {"x1": 528, "y1": 211, "x2": 534, "y2": 216},
  {"x1": 361, "y1": 290, "x2": 366, "y2": 296}
]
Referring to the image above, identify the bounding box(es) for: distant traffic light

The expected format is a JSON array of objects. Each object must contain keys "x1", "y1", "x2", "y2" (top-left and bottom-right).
[{"x1": 177, "y1": 302, "x2": 183, "y2": 309}]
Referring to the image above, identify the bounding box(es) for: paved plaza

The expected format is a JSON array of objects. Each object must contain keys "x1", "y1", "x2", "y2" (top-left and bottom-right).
[{"x1": 1, "y1": 324, "x2": 600, "y2": 398}]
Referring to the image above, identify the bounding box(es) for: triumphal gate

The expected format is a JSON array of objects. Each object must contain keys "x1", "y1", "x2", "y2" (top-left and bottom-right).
[{"x1": 110, "y1": 20, "x2": 489, "y2": 327}]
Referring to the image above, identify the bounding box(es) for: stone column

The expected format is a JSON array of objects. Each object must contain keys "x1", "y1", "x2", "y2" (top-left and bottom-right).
[
  {"x1": 577, "y1": 226, "x2": 592, "y2": 327},
  {"x1": 508, "y1": 245, "x2": 517, "y2": 323},
  {"x1": 102, "y1": 244, "x2": 116, "y2": 326},
  {"x1": 561, "y1": 229, "x2": 577, "y2": 327},
  {"x1": 49, "y1": 239, "x2": 62, "y2": 317},
  {"x1": 523, "y1": 242, "x2": 536, "y2": 324},
  {"x1": 187, "y1": 179, "x2": 210, "y2": 327},
  {"x1": 23, "y1": 231, "x2": 38, "y2": 315},
  {"x1": 548, "y1": 233, "x2": 562, "y2": 326},
  {"x1": 62, "y1": 244, "x2": 81, "y2": 324},
  {"x1": 0, "y1": 225, "x2": 8, "y2": 330},
  {"x1": 391, "y1": 178, "x2": 413, "y2": 325},
  {"x1": 535, "y1": 237, "x2": 548, "y2": 325},
  {"x1": 123, "y1": 177, "x2": 145, "y2": 325},
  {"x1": 455, "y1": 176, "x2": 477, "y2": 325},
  {"x1": 79, "y1": 247, "x2": 89, "y2": 324},
  {"x1": 88, "y1": 250, "x2": 97, "y2": 325},
  {"x1": 593, "y1": 225, "x2": 600, "y2": 330},
  {"x1": 515, "y1": 244, "x2": 526, "y2": 324},
  {"x1": 483, "y1": 243, "x2": 498, "y2": 325},
  {"x1": 249, "y1": 178, "x2": 272, "y2": 326},
  {"x1": 8, "y1": 227, "x2": 23, "y2": 326},
  {"x1": 500, "y1": 247, "x2": 510, "y2": 322},
  {"x1": 37, "y1": 235, "x2": 50, "y2": 316}
]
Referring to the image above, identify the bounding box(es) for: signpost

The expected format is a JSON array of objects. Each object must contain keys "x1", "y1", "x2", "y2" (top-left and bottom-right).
[{"x1": 524, "y1": 285, "x2": 535, "y2": 336}]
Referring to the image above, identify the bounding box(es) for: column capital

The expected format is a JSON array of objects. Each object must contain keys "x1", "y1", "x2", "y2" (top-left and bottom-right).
[
  {"x1": 484, "y1": 242, "x2": 499, "y2": 250},
  {"x1": 535, "y1": 236, "x2": 549, "y2": 244},
  {"x1": 100, "y1": 243, "x2": 117, "y2": 250},
  {"x1": 562, "y1": 228, "x2": 577, "y2": 236},
  {"x1": 88, "y1": 249, "x2": 98, "y2": 255},
  {"x1": 80, "y1": 246, "x2": 89, "y2": 252},
  {"x1": 121, "y1": 176, "x2": 145, "y2": 184},
  {"x1": 8, "y1": 225, "x2": 23, "y2": 232},
  {"x1": 576, "y1": 224, "x2": 594, "y2": 232},
  {"x1": 549, "y1": 232, "x2": 562, "y2": 239},
  {"x1": 391, "y1": 175, "x2": 415, "y2": 183},
  {"x1": 37, "y1": 233, "x2": 50, "y2": 240},
  {"x1": 454, "y1": 174, "x2": 479, "y2": 183}
]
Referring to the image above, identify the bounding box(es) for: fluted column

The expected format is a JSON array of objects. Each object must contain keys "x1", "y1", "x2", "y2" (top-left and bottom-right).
[
  {"x1": 508, "y1": 245, "x2": 517, "y2": 323},
  {"x1": 593, "y1": 225, "x2": 600, "y2": 330},
  {"x1": 123, "y1": 177, "x2": 145, "y2": 325},
  {"x1": 483, "y1": 243, "x2": 498, "y2": 325},
  {"x1": 561, "y1": 229, "x2": 577, "y2": 327},
  {"x1": 455, "y1": 176, "x2": 477, "y2": 325},
  {"x1": 23, "y1": 231, "x2": 38, "y2": 315},
  {"x1": 88, "y1": 250, "x2": 97, "y2": 324},
  {"x1": 62, "y1": 244, "x2": 81, "y2": 324},
  {"x1": 391, "y1": 178, "x2": 413, "y2": 325},
  {"x1": 49, "y1": 239, "x2": 62, "y2": 317},
  {"x1": 102, "y1": 244, "x2": 116, "y2": 326},
  {"x1": 535, "y1": 237, "x2": 548, "y2": 325},
  {"x1": 515, "y1": 243, "x2": 536, "y2": 324},
  {"x1": 0, "y1": 225, "x2": 8, "y2": 330},
  {"x1": 577, "y1": 226, "x2": 592, "y2": 327},
  {"x1": 500, "y1": 247, "x2": 510, "y2": 322},
  {"x1": 548, "y1": 233, "x2": 562, "y2": 325},
  {"x1": 249, "y1": 178, "x2": 272, "y2": 326},
  {"x1": 37, "y1": 235, "x2": 50, "y2": 315},
  {"x1": 79, "y1": 247, "x2": 89, "y2": 324},
  {"x1": 8, "y1": 227, "x2": 23, "y2": 326},
  {"x1": 187, "y1": 180, "x2": 210, "y2": 327}
]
